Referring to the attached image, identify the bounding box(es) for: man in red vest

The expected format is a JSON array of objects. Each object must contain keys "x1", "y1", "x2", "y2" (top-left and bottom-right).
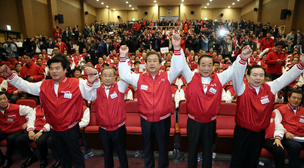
[
  {"x1": 0, "y1": 92, "x2": 35, "y2": 168},
  {"x1": 260, "y1": 32, "x2": 274, "y2": 51},
  {"x1": 118, "y1": 34, "x2": 183, "y2": 168},
  {"x1": 180, "y1": 45, "x2": 247, "y2": 168},
  {"x1": 273, "y1": 89, "x2": 304, "y2": 168},
  {"x1": 230, "y1": 47, "x2": 304, "y2": 168},
  {"x1": 83, "y1": 66, "x2": 129, "y2": 168},
  {"x1": 16, "y1": 104, "x2": 51, "y2": 168},
  {"x1": 55, "y1": 37, "x2": 68, "y2": 54},
  {"x1": 0, "y1": 56, "x2": 100, "y2": 168}
]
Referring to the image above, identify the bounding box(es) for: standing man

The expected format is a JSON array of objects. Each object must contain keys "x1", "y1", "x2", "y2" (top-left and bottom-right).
[
  {"x1": 260, "y1": 32, "x2": 274, "y2": 51},
  {"x1": 181, "y1": 46, "x2": 242, "y2": 168},
  {"x1": 230, "y1": 46, "x2": 304, "y2": 168},
  {"x1": 20, "y1": 53, "x2": 45, "y2": 82},
  {"x1": 55, "y1": 37, "x2": 68, "y2": 54},
  {"x1": 0, "y1": 57, "x2": 100, "y2": 168},
  {"x1": 0, "y1": 92, "x2": 35, "y2": 168},
  {"x1": 118, "y1": 34, "x2": 183, "y2": 168},
  {"x1": 83, "y1": 67, "x2": 129, "y2": 168},
  {"x1": 265, "y1": 41, "x2": 285, "y2": 80}
]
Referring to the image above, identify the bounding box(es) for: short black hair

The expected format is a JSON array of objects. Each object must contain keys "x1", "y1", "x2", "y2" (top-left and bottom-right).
[
  {"x1": 247, "y1": 65, "x2": 266, "y2": 76},
  {"x1": 53, "y1": 46, "x2": 60, "y2": 50},
  {"x1": 47, "y1": 56, "x2": 68, "y2": 70},
  {"x1": 134, "y1": 61, "x2": 140, "y2": 65},
  {"x1": 15, "y1": 63, "x2": 22, "y2": 68},
  {"x1": 146, "y1": 51, "x2": 162, "y2": 63},
  {"x1": 36, "y1": 58, "x2": 42, "y2": 61},
  {"x1": 275, "y1": 41, "x2": 284, "y2": 47},
  {"x1": 214, "y1": 61, "x2": 220, "y2": 65},
  {"x1": 198, "y1": 55, "x2": 214, "y2": 65},
  {"x1": 74, "y1": 68, "x2": 82, "y2": 73},
  {"x1": 288, "y1": 89, "x2": 303, "y2": 98},
  {"x1": 265, "y1": 73, "x2": 272, "y2": 79},
  {"x1": 23, "y1": 53, "x2": 33, "y2": 58}
]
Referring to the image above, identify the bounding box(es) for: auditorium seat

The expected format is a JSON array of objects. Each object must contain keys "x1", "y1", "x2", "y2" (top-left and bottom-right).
[
  {"x1": 8, "y1": 65, "x2": 15, "y2": 70},
  {"x1": 178, "y1": 101, "x2": 187, "y2": 136},
  {"x1": 273, "y1": 103, "x2": 286, "y2": 110},
  {"x1": 0, "y1": 140, "x2": 37, "y2": 148},
  {"x1": 216, "y1": 102, "x2": 237, "y2": 137},
  {"x1": 125, "y1": 101, "x2": 141, "y2": 134},
  {"x1": 7, "y1": 58, "x2": 16, "y2": 64},
  {"x1": 1, "y1": 61, "x2": 11, "y2": 66},
  {"x1": 16, "y1": 99, "x2": 37, "y2": 108},
  {"x1": 260, "y1": 148, "x2": 304, "y2": 159}
]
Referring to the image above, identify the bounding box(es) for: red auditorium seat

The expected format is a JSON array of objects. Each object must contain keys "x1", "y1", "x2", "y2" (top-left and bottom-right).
[
  {"x1": 16, "y1": 99, "x2": 37, "y2": 108},
  {"x1": 7, "y1": 58, "x2": 16, "y2": 64},
  {"x1": 178, "y1": 101, "x2": 187, "y2": 136},
  {"x1": 216, "y1": 102, "x2": 237, "y2": 137},
  {"x1": 0, "y1": 140, "x2": 37, "y2": 148},
  {"x1": 125, "y1": 101, "x2": 141, "y2": 134},
  {"x1": 260, "y1": 148, "x2": 304, "y2": 159},
  {"x1": 8, "y1": 65, "x2": 15, "y2": 70},
  {"x1": 273, "y1": 103, "x2": 286, "y2": 110},
  {"x1": 1, "y1": 61, "x2": 10, "y2": 66}
]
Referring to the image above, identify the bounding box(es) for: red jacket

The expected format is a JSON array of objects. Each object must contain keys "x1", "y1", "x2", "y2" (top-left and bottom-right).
[
  {"x1": 137, "y1": 72, "x2": 174, "y2": 122},
  {"x1": 265, "y1": 51, "x2": 285, "y2": 75},
  {"x1": 186, "y1": 73, "x2": 222, "y2": 123},
  {"x1": 249, "y1": 56, "x2": 260, "y2": 66},
  {"x1": 33, "y1": 105, "x2": 48, "y2": 132},
  {"x1": 278, "y1": 104, "x2": 304, "y2": 137},
  {"x1": 40, "y1": 77, "x2": 84, "y2": 131},
  {"x1": 6, "y1": 83, "x2": 18, "y2": 95},
  {"x1": 95, "y1": 83, "x2": 126, "y2": 131},
  {"x1": 236, "y1": 83, "x2": 275, "y2": 132},
  {"x1": 265, "y1": 111, "x2": 276, "y2": 139},
  {"x1": 260, "y1": 37, "x2": 274, "y2": 51},
  {"x1": 0, "y1": 104, "x2": 25, "y2": 134},
  {"x1": 55, "y1": 42, "x2": 68, "y2": 54},
  {"x1": 20, "y1": 62, "x2": 45, "y2": 82}
]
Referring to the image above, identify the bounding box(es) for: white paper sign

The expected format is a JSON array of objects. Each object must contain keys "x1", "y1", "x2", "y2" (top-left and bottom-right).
[
  {"x1": 47, "y1": 48, "x2": 53, "y2": 55},
  {"x1": 160, "y1": 47, "x2": 169, "y2": 54}
]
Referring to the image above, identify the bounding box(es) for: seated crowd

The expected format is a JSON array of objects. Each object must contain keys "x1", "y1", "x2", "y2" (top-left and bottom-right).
[{"x1": 0, "y1": 18, "x2": 303, "y2": 168}]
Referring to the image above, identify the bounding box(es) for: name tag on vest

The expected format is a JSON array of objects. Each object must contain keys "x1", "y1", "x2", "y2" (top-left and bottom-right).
[
  {"x1": 64, "y1": 93, "x2": 72, "y2": 99},
  {"x1": 299, "y1": 118, "x2": 304, "y2": 123},
  {"x1": 260, "y1": 97, "x2": 269, "y2": 104},
  {"x1": 209, "y1": 87, "x2": 217, "y2": 94},
  {"x1": 7, "y1": 118, "x2": 13, "y2": 122},
  {"x1": 110, "y1": 92, "x2": 118, "y2": 99},
  {"x1": 141, "y1": 85, "x2": 148, "y2": 91}
]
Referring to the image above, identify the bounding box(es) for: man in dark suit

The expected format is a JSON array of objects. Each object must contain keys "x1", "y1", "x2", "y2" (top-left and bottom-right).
[
  {"x1": 294, "y1": 28, "x2": 303, "y2": 44},
  {"x1": 46, "y1": 37, "x2": 55, "y2": 49},
  {"x1": 151, "y1": 34, "x2": 161, "y2": 51},
  {"x1": 94, "y1": 21, "x2": 100, "y2": 34},
  {"x1": 104, "y1": 38, "x2": 114, "y2": 56},
  {"x1": 62, "y1": 27, "x2": 72, "y2": 44}
]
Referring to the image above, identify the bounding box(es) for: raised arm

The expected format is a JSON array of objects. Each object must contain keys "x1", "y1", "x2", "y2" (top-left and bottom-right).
[
  {"x1": 168, "y1": 34, "x2": 184, "y2": 84},
  {"x1": 0, "y1": 65, "x2": 42, "y2": 96},
  {"x1": 79, "y1": 67, "x2": 100, "y2": 102},
  {"x1": 118, "y1": 45, "x2": 140, "y2": 88},
  {"x1": 258, "y1": 48, "x2": 269, "y2": 59},
  {"x1": 233, "y1": 45, "x2": 253, "y2": 96},
  {"x1": 268, "y1": 57, "x2": 304, "y2": 94},
  {"x1": 217, "y1": 58, "x2": 237, "y2": 86}
]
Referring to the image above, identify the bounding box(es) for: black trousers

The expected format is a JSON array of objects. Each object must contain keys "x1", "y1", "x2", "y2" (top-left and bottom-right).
[
  {"x1": 187, "y1": 119, "x2": 216, "y2": 168},
  {"x1": 0, "y1": 130, "x2": 23, "y2": 161},
  {"x1": 15, "y1": 131, "x2": 50, "y2": 160},
  {"x1": 99, "y1": 125, "x2": 128, "y2": 168},
  {"x1": 230, "y1": 124, "x2": 265, "y2": 168},
  {"x1": 50, "y1": 124, "x2": 85, "y2": 168},
  {"x1": 47, "y1": 136, "x2": 60, "y2": 161},
  {"x1": 282, "y1": 138, "x2": 304, "y2": 168},
  {"x1": 263, "y1": 139, "x2": 285, "y2": 168},
  {"x1": 141, "y1": 116, "x2": 171, "y2": 168}
]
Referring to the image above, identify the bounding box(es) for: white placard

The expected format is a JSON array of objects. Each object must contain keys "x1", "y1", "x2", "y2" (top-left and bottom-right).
[
  {"x1": 160, "y1": 47, "x2": 169, "y2": 54},
  {"x1": 47, "y1": 48, "x2": 53, "y2": 55}
]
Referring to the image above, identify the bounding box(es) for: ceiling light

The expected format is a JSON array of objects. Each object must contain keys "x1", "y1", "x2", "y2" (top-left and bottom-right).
[
  {"x1": 181, "y1": 0, "x2": 184, "y2": 2},
  {"x1": 154, "y1": 1, "x2": 156, "y2": 2},
  {"x1": 132, "y1": 8, "x2": 134, "y2": 10},
  {"x1": 228, "y1": 6, "x2": 231, "y2": 8},
  {"x1": 207, "y1": 3, "x2": 209, "y2": 5},
  {"x1": 126, "y1": 1, "x2": 128, "y2": 3},
  {"x1": 97, "y1": 0, "x2": 99, "y2": 1},
  {"x1": 106, "y1": 6, "x2": 108, "y2": 8},
  {"x1": 155, "y1": 4, "x2": 157, "y2": 6},
  {"x1": 204, "y1": 6, "x2": 207, "y2": 8},
  {"x1": 232, "y1": 2, "x2": 235, "y2": 5},
  {"x1": 210, "y1": 0, "x2": 212, "y2": 1},
  {"x1": 237, "y1": 0, "x2": 239, "y2": 1},
  {"x1": 101, "y1": 2, "x2": 104, "y2": 5},
  {"x1": 181, "y1": 3, "x2": 183, "y2": 6},
  {"x1": 129, "y1": 5, "x2": 131, "y2": 7},
  {"x1": 114, "y1": 8, "x2": 115, "y2": 10}
]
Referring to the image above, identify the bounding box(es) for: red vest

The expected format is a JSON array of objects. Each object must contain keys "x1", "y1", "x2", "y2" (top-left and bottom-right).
[
  {"x1": 236, "y1": 83, "x2": 275, "y2": 132},
  {"x1": 95, "y1": 83, "x2": 126, "y2": 131},
  {"x1": 265, "y1": 111, "x2": 276, "y2": 139},
  {"x1": 0, "y1": 104, "x2": 24, "y2": 134},
  {"x1": 137, "y1": 72, "x2": 173, "y2": 122},
  {"x1": 186, "y1": 73, "x2": 222, "y2": 123},
  {"x1": 39, "y1": 77, "x2": 83, "y2": 131},
  {"x1": 34, "y1": 105, "x2": 48, "y2": 131},
  {"x1": 279, "y1": 104, "x2": 304, "y2": 137}
]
